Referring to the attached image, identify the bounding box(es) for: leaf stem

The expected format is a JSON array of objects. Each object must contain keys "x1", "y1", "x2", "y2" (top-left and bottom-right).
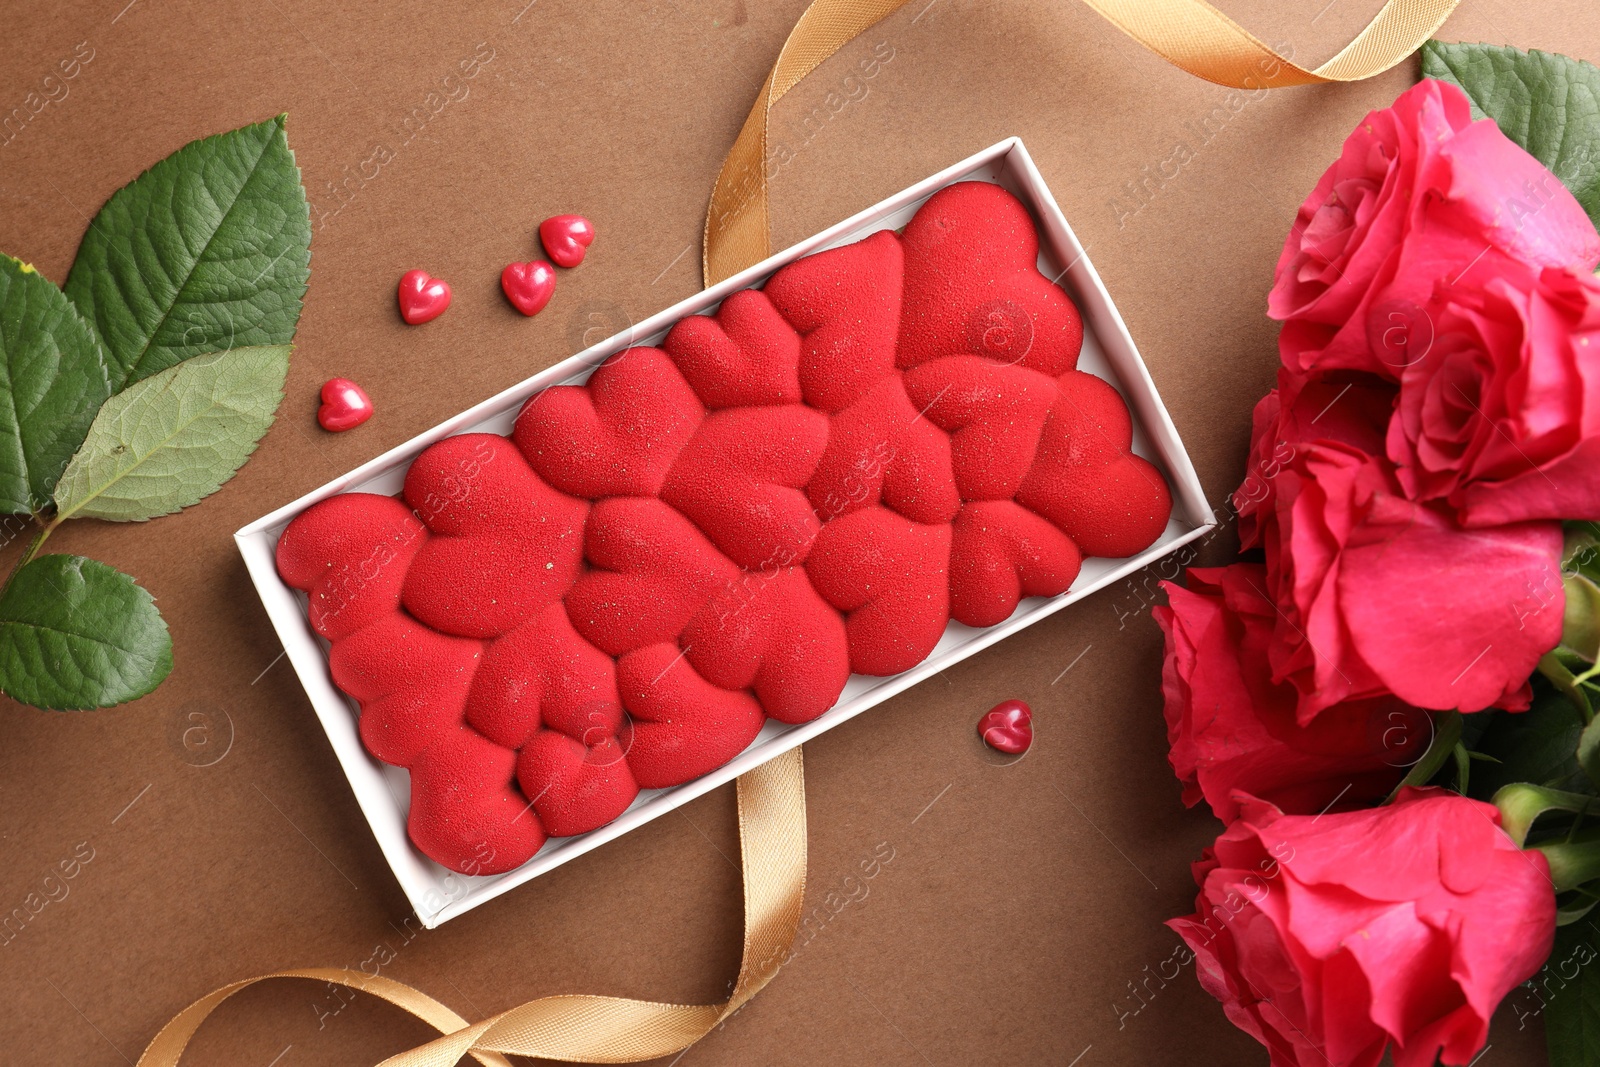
[
  {"x1": 0, "y1": 519, "x2": 57, "y2": 603},
  {"x1": 1540, "y1": 652, "x2": 1596, "y2": 723},
  {"x1": 1384, "y1": 711, "x2": 1463, "y2": 803}
]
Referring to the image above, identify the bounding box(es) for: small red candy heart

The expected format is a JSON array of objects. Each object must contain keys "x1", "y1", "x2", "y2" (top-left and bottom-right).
[
  {"x1": 539, "y1": 214, "x2": 595, "y2": 268},
  {"x1": 397, "y1": 268, "x2": 451, "y2": 325},
  {"x1": 501, "y1": 260, "x2": 557, "y2": 316},
  {"x1": 317, "y1": 378, "x2": 374, "y2": 432},
  {"x1": 978, "y1": 699, "x2": 1033, "y2": 755}
]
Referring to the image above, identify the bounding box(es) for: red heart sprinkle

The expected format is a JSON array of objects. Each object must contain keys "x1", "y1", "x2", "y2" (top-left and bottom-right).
[
  {"x1": 397, "y1": 269, "x2": 451, "y2": 324},
  {"x1": 539, "y1": 214, "x2": 595, "y2": 268},
  {"x1": 501, "y1": 260, "x2": 557, "y2": 316},
  {"x1": 978, "y1": 699, "x2": 1032, "y2": 754},
  {"x1": 318, "y1": 378, "x2": 374, "y2": 433}
]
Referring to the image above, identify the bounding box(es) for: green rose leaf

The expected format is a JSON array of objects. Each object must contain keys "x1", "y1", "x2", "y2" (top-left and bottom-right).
[
  {"x1": 0, "y1": 554, "x2": 171, "y2": 710},
  {"x1": 63, "y1": 115, "x2": 310, "y2": 391},
  {"x1": 1422, "y1": 41, "x2": 1600, "y2": 231},
  {"x1": 0, "y1": 256, "x2": 114, "y2": 515},
  {"x1": 52, "y1": 345, "x2": 290, "y2": 523},
  {"x1": 1466, "y1": 685, "x2": 1589, "y2": 802},
  {"x1": 1544, "y1": 922, "x2": 1600, "y2": 1067}
]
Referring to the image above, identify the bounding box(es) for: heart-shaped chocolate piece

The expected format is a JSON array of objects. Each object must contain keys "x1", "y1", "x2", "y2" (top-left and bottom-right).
[
  {"x1": 807, "y1": 375, "x2": 959, "y2": 527},
  {"x1": 318, "y1": 378, "x2": 374, "y2": 433},
  {"x1": 397, "y1": 268, "x2": 451, "y2": 324},
  {"x1": 565, "y1": 497, "x2": 740, "y2": 656},
  {"x1": 902, "y1": 356, "x2": 1057, "y2": 500},
  {"x1": 897, "y1": 182, "x2": 1082, "y2": 377},
  {"x1": 539, "y1": 214, "x2": 595, "y2": 268},
  {"x1": 401, "y1": 434, "x2": 588, "y2": 638},
  {"x1": 660, "y1": 404, "x2": 829, "y2": 570},
  {"x1": 617, "y1": 643, "x2": 766, "y2": 788},
  {"x1": 805, "y1": 505, "x2": 952, "y2": 676},
  {"x1": 501, "y1": 260, "x2": 556, "y2": 316},
  {"x1": 978, "y1": 699, "x2": 1032, "y2": 755},
  {"x1": 682, "y1": 567, "x2": 850, "y2": 725},
  {"x1": 664, "y1": 289, "x2": 802, "y2": 408},
  {"x1": 1016, "y1": 371, "x2": 1172, "y2": 559},
  {"x1": 514, "y1": 347, "x2": 705, "y2": 499},
  {"x1": 949, "y1": 501, "x2": 1081, "y2": 628}
]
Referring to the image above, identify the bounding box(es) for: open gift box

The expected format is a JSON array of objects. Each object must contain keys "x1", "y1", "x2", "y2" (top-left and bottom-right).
[{"x1": 235, "y1": 137, "x2": 1214, "y2": 927}]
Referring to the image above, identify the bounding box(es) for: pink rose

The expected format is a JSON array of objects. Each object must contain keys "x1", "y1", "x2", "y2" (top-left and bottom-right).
[
  {"x1": 1271, "y1": 79, "x2": 1600, "y2": 379},
  {"x1": 1156, "y1": 563, "x2": 1421, "y2": 823},
  {"x1": 1263, "y1": 441, "x2": 1561, "y2": 718},
  {"x1": 1389, "y1": 265, "x2": 1600, "y2": 525},
  {"x1": 1169, "y1": 789, "x2": 1555, "y2": 1067},
  {"x1": 1235, "y1": 370, "x2": 1395, "y2": 550}
]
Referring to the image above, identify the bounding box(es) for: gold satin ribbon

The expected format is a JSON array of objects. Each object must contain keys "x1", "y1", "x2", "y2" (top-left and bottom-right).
[
  {"x1": 137, "y1": 748, "x2": 806, "y2": 1066},
  {"x1": 701, "y1": 0, "x2": 1461, "y2": 285},
  {"x1": 145, "y1": 1, "x2": 1458, "y2": 1062}
]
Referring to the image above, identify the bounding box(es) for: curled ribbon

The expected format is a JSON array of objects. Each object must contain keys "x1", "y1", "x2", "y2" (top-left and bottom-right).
[
  {"x1": 701, "y1": 0, "x2": 1461, "y2": 285},
  {"x1": 146, "y1": 0, "x2": 1456, "y2": 1062},
  {"x1": 138, "y1": 748, "x2": 806, "y2": 1066}
]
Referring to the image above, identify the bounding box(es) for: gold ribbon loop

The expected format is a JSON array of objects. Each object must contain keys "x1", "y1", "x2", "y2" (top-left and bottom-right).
[
  {"x1": 702, "y1": 0, "x2": 1461, "y2": 285},
  {"x1": 138, "y1": 748, "x2": 806, "y2": 1067},
  {"x1": 137, "y1": 969, "x2": 513, "y2": 1067},
  {"x1": 1080, "y1": 0, "x2": 1460, "y2": 88}
]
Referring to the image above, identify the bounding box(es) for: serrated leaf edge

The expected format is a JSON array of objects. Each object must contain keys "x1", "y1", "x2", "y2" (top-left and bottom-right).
[
  {"x1": 63, "y1": 114, "x2": 312, "y2": 389},
  {"x1": 53, "y1": 344, "x2": 290, "y2": 523},
  {"x1": 0, "y1": 554, "x2": 172, "y2": 711}
]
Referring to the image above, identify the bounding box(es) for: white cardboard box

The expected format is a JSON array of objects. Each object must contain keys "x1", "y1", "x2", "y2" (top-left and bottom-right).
[{"x1": 235, "y1": 137, "x2": 1215, "y2": 927}]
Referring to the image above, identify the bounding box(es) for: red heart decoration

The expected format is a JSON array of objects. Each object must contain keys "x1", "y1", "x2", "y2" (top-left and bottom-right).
[
  {"x1": 897, "y1": 182, "x2": 1082, "y2": 377},
  {"x1": 978, "y1": 699, "x2": 1032, "y2": 755},
  {"x1": 805, "y1": 505, "x2": 952, "y2": 676},
  {"x1": 407, "y1": 727, "x2": 547, "y2": 874},
  {"x1": 565, "y1": 497, "x2": 740, "y2": 656},
  {"x1": 465, "y1": 603, "x2": 621, "y2": 750},
  {"x1": 328, "y1": 613, "x2": 482, "y2": 767},
  {"x1": 318, "y1": 377, "x2": 374, "y2": 433},
  {"x1": 539, "y1": 214, "x2": 596, "y2": 268},
  {"x1": 501, "y1": 260, "x2": 557, "y2": 316},
  {"x1": 663, "y1": 289, "x2": 802, "y2": 408},
  {"x1": 400, "y1": 434, "x2": 589, "y2": 638},
  {"x1": 274, "y1": 493, "x2": 424, "y2": 640},
  {"x1": 660, "y1": 404, "x2": 830, "y2": 570},
  {"x1": 764, "y1": 229, "x2": 903, "y2": 413},
  {"x1": 1016, "y1": 371, "x2": 1173, "y2": 559},
  {"x1": 513, "y1": 347, "x2": 705, "y2": 499},
  {"x1": 902, "y1": 356, "x2": 1058, "y2": 500},
  {"x1": 617, "y1": 643, "x2": 766, "y2": 788},
  {"x1": 807, "y1": 375, "x2": 959, "y2": 527},
  {"x1": 682, "y1": 567, "x2": 850, "y2": 724},
  {"x1": 949, "y1": 501, "x2": 1081, "y2": 627},
  {"x1": 397, "y1": 268, "x2": 451, "y2": 325},
  {"x1": 515, "y1": 729, "x2": 639, "y2": 837}
]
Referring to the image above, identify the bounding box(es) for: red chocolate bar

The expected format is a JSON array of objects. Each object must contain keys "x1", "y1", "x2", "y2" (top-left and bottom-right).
[{"x1": 276, "y1": 182, "x2": 1173, "y2": 874}]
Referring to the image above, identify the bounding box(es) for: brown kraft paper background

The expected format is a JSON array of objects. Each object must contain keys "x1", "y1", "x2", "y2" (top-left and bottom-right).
[{"x1": 0, "y1": 1, "x2": 1593, "y2": 1064}]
